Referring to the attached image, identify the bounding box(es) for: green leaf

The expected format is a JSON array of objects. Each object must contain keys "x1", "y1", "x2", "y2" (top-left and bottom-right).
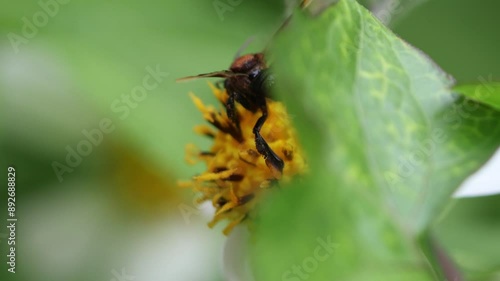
[
  {"x1": 436, "y1": 195, "x2": 500, "y2": 281},
  {"x1": 251, "y1": 0, "x2": 500, "y2": 280},
  {"x1": 363, "y1": 0, "x2": 429, "y2": 25},
  {"x1": 454, "y1": 82, "x2": 500, "y2": 111}
]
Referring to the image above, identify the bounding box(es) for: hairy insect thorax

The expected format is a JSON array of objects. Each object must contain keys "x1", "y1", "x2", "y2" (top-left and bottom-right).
[{"x1": 225, "y1": 53, "x2": 269, "y2": 112}]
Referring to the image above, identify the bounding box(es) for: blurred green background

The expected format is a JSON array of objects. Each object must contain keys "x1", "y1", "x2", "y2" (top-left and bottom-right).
[{"x1": 0, "y1": 0, "x2": 498, "y2": 280}]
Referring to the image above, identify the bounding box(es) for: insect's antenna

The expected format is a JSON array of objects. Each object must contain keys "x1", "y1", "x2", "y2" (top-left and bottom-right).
[
  {"x1": 234, "y1": 36, "x2": 256, "y2": 60},
  {"x1": 176, "y1": 71, "x2": 245, "y2": 83}
]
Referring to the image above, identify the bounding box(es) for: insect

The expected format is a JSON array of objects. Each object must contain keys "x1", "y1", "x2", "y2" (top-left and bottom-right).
[
  {"x1": 178, "y1": 52, "x2": 285, "y2": 174},
  {"x1": 178, "y1": 0, "x2": 314, "y2": 175}
]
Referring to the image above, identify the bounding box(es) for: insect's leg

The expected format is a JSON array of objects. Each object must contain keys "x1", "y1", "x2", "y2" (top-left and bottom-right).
[
  {"x1": 253, "y1": 107, "x2": 284, "y2": 174},
  {"x1": 226, "y1": 91, "x2": 241, "y2": 131}
]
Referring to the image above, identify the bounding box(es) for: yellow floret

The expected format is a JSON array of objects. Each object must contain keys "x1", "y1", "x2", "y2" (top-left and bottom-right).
[{"x1": 181, "y1": 83, "x2": 306, "y2": 235}]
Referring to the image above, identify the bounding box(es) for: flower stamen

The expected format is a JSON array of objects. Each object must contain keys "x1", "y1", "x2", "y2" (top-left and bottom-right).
[{"x1": 181, "y1": 83, "x2": 306, "y2": 234}]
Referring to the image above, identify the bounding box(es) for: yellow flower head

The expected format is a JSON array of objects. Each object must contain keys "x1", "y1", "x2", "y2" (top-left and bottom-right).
[{"x1": 181, "y1": 83, "x2": 306, "y2": 235}]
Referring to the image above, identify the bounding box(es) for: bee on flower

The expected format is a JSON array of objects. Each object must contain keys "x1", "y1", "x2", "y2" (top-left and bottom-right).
[{"x1": 178, "y1": 52, "x2": 307, "y2": 235}]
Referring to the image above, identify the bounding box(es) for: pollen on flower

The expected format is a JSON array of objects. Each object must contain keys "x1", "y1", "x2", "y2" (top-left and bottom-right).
[{"x1": 181, "y1": 83, "x2": 306, "y2": 235}]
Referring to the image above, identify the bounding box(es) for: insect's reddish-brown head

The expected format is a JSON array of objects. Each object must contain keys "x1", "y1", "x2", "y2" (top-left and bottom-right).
[{"x1": 229, "y1": 53, "x2": 266, "y2": 78}]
